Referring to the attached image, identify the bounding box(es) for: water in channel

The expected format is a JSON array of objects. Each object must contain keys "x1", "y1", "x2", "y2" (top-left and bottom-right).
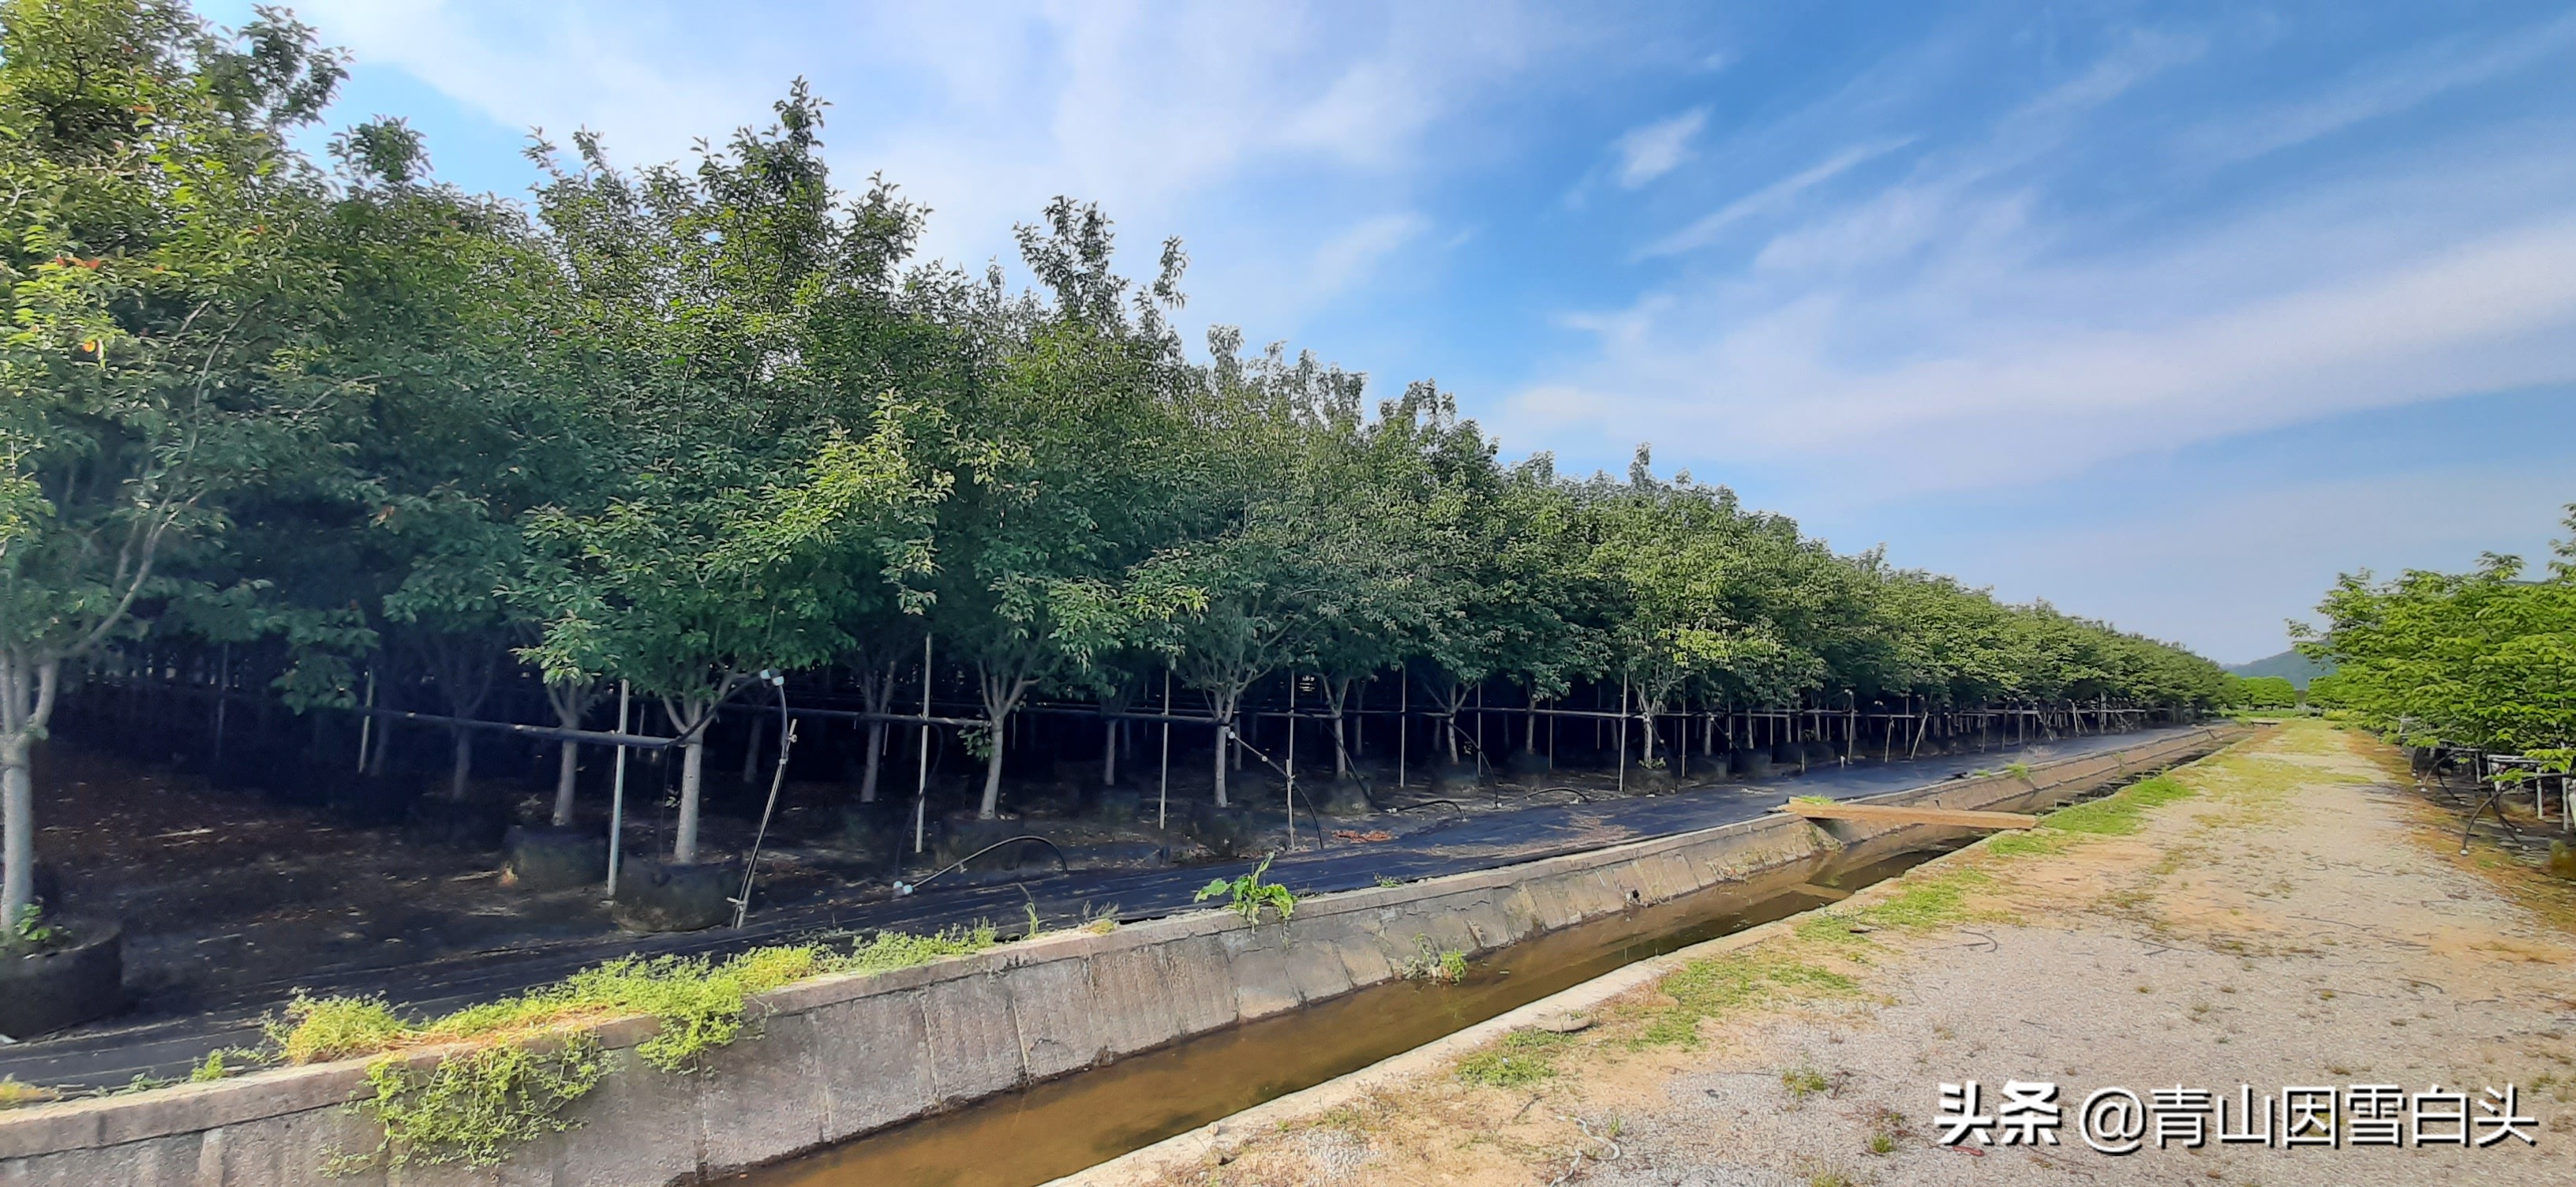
[{"x1": 727, "y1": 843, "x2": 1961, "y2": 1187}]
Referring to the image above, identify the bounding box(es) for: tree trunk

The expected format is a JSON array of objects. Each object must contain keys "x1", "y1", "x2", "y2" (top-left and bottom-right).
[
  {"x1": 427, "y1": 638, "x2": 498, "y2": 801},
  {"x1": 975, "y1": 667, "x2": 1033, "y2": 819},
  {"x1": 859, "y1": 719, "x2": 888, "y2": 803},
  {"x1": 741, "y1": 715, "x2": 766, "y2": 783},
  {"x1": 661, "y1": 692, "x2": 726, "y2": 865},
  {"x1": 1427, "y1": 681, "x2": 1470, "y2": 765},
  {"x1": 675, "y1": 736, "x2": 706, "y2": 864},
  {"x1": 1, "y1": 737, "x2": 29, "y2": 932},
  {"x1": 369, "y1": 718, "x2": 391, "y2": 777},
  {"x1": 552, "y1": 739, "x2": 580, "y2": 826},
  {"x1": 448, "y1": 728, "x2": 474, "y2": 799},
  {"x1": 1208, "y1": 687, "x2": 1241, "y2": 808},
  {"x1": 1212, "y1": 721, "x2": 1230, "y2": 808},
  {"x1": 1102, "y1": 717, "x2": 1118, "y2": 787},
  {"x1": 549, "y1": 691, "x2": 586, "y2": 827},
  {"x1": 2, "y1": 656, "x2": 61, "y2": 932},
  {"x1": 1324, "y1": 676, "x2": 1351, "y2": 777},
  {"x1": 978, "y1": 736, "x2": 1006, "y2": 819},
  {"x1": 856, "y1": 658, "x2": 893, "y2": 803}
]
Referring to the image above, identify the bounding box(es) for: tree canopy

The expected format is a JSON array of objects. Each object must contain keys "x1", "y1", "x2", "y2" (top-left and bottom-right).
[
  {"x1": 0, "y1": 1, "x2": 2233, "y2": 926},
  {"x1": 2297, "y1": 510, "x2": 2576, "y2": 769}
]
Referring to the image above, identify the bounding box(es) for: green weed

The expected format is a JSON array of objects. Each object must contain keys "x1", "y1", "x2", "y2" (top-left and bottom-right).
[
  {"x1": 1781, "y1": 1063, "x2": 1831, "y2": 1101},
  {"x1": 1197, "y1": 854, "x2": 1297, "y2": 924},
  {"x1": 7, "y1": 904, "x2": 62, "y2": 949},
  {"x1": 277, "y1": 924, "x2": 998, "y2": 1170},
  {"x1": 1456, "y1": 1028, "x2": 1572, "y2": 1088},
  {"x1": 1397, "y1": 934, "x2": 1471, "y2": 983},
  {"x1": 1631, "y1": 952, "x2": 1859, "y2": 1048},
  {"x1": 1795, "y1": 867, "x2": 1996, "y2": 945},
  {"x1": 2040, "y1": 774, "x2": 2194, "y2": 837},
  {"x1": 352, "y1": 1036, "x2": 605, "y2": 1168},
  {"x1": 271, "y1": 994, "x2": 408, "y2": 1065},
  {"x1": 841, "y1": 923, "x2": 1001, "y2": 975},
  {"x1": 0, "y1": 1078, "x2": 57, "y2": 1110},
  {"x1": 189, "y1": 1049, "x2": 254, "y2": 1084}
]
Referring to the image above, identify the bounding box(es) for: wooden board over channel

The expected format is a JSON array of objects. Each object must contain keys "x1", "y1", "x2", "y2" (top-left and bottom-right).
[{"x1": 1778, "y1": 801, "x2": 2039, "y2": 830}]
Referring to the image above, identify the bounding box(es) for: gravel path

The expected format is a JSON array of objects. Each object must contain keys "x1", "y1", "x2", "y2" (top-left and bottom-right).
[{"x1": 1137, "y1": 721, "x2": 2575, "y2": 1187}]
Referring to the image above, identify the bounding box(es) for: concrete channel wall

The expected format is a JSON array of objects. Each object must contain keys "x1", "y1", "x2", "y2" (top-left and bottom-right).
[{"x1": 0, "y1": 725, "x2": 2245, "y2": 1186}]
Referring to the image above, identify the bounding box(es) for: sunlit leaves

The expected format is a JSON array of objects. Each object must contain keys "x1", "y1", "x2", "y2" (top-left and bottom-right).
[{"x1": 2301, "y1": 512, "x2": 2576, "y2": 762}]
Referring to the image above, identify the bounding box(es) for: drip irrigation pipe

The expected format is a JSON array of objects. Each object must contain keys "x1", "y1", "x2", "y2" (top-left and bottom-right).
[{"x1": 890, "y1": 836, "x2": 1071, "y2": 896}]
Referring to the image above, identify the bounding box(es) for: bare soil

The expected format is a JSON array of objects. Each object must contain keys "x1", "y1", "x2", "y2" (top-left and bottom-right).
[
  {"x1": 20, "y1": 731, "x2": 1755, "y2": 1016},
  {"x1": 1139, "y1": 721, "x2": 2576, "y2": 1186}
]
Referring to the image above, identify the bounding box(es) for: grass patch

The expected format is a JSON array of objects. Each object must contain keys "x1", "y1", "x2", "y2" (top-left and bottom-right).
[
  {"x1": 1780, "y1": 1063, "x2": 1831, "y2": 1101},
  {"x1": 1455, "y1": 1028, "x2": 1574, "y2": 1088},
  {"x1": 1630, "y1": 950, "x2": 1860, "y2": 1048},
  {"x1": 840, "y1": 923, "x2": 1002, "y2": 979},
  {"x1": 1862, "y1": 1104, "x2": 1910, "y2": 1155},
  {"x1": 1983, "y1": 829, "x2": 2071, "y2": 859},
  {"x1": 1793, "y1": 866, "x2": 2001, "y2": 948},
  {"x1": 189, "y1": 1048, "x2": 255, "y2": 1084},
  {"x1": 0, "y1": 1078, "x2": 58, "y2": 1110},
  {"x1": 273, "y1": 994, "x2": 409, "y2": 1065},
  {"x1": 269, "y1": 923, "x2": 998, "y2": 1169},
  {"x1": 2040, "y1": 773, "x2": 2194, "y2": 837}
]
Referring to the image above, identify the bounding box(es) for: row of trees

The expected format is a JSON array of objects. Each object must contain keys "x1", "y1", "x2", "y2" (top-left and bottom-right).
[
  {"x1": 2222, "y1": 675, "x2": 2299, "y2": 709},
  {"x1": 2298, "y1": 507, "x2": 2576, "y2": 768},
  {"x1": 0, "y1": 2, "x2": 2228, "y2": 927}
]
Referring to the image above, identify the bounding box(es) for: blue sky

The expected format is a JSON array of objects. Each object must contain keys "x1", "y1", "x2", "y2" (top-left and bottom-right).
[{"x1": 207, "y1": 1, "x2": 2576, "y2": 664}]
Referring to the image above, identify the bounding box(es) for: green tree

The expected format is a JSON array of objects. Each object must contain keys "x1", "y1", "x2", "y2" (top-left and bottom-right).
[
  {"x1": 512, "y1": 91, "x2": 948, "y2": 863},
  {"x1": 926, "y1": 200, "x2": 1203, "y2": 818},
  {"x1": 0, "y1": 0, "x2": 348, "y2": 930},
  {"x1": 2298, "y1": 511, "x2": 2576, "y2": 762}
]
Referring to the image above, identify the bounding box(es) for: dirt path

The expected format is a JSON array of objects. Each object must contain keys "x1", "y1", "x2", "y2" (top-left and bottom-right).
[{"x1": 1115, "y1": 721, "x2": 2574, "y2": 1186}]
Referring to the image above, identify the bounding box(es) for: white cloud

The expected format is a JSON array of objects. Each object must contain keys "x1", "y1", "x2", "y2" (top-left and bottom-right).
[
  {"x1": 1500, "y1": 27, "x2": 2576, "y2": 506},
  {"x1": 2177, "y1": 11, "x2": 2576, "y2": 167},
  {"x1": 1511, "y1": 203, "x2": 2576, "y2": 498},
  {"x1": 1640, "y1": 138, "x2": 1911, "y2": 257},
  {"x1": 290, "y1": 0, "x2": 1557, "y2": 339},
  {"x1": 1612, "y1": 106, "x2": 1709, "y2": 189},
  {"x1": 1307, "y1": 213, "x2": 1429, "y2": 298}
]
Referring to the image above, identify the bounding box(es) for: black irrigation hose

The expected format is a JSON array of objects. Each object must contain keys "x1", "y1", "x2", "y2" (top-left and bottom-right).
[
  {"x1": 893, "y1": 835, "x2": 1071, "y2": 895},
  {"x1": 1392, "y1": 798, "x2": 1463, "y2": 814}
]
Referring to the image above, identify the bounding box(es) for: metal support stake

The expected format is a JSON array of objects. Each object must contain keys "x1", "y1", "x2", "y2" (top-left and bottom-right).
[
  {"x1": 356, "y1": 668, "x2": 376, "y2": 772},
  {"x1": 1158, "y1": 668, "x2": 1171, "y2": 829},
  {"x1": 1284, "y1": 676, "x2": 1297, "y2": 851},
  {"x1": 915, "y1": 635, "x2": 933, "y2": 856},
  {"x1": 606, "y1": 680, "x2": 631, "y2": 899},
  {"x1": 212, "y1": 643, "x2": 230, "y2": 767},
  {"x1": 1618, "y1": 674, "x2": 1630, "y2": 795}
]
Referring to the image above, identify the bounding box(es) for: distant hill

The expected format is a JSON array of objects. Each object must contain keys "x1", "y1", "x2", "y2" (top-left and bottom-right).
[{"x1": 2227, "y1": 649, "x2": 2335, "y2": 689}]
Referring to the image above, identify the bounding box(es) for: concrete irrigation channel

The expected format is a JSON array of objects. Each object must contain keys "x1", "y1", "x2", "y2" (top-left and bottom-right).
[{"x1": 0, "y1": 725, "x2": 2240, "y2": 1185}]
